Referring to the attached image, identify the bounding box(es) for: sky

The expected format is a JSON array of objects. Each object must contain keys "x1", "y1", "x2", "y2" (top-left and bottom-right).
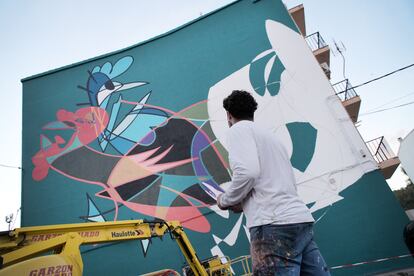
[{"x1": 0, "y1": 0, "x2": 413, "y2": 231}]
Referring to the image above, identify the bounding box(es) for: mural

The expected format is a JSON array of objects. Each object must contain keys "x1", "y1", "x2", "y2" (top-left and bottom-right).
[
  {"x1": 22, "y1": 0, "x2": 412, "y2": 274},
  {"x1": 29, "y1": 19, "x2": 376, "y2": 261},
  {"x1": 31, "y1": 56, "x2": 232, "y2": 233}
]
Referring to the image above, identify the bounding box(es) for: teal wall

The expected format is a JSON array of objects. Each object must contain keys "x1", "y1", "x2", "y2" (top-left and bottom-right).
[
  {"x1": 21, "y1": 0, "x2": 413, "y2": 274},
  {"x1": 314, "y1": 170, "x2": 412, "y2": 275}
]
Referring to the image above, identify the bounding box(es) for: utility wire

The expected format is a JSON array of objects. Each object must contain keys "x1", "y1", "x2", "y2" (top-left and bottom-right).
[
  {"x1": 360, "y1": 100, "x2": 414, "y2": 116},
  {"x1": 0, "y1": 164, "x2": 21, "y2": 169},
  {"x1": 364, "y1": 91, "x2": 414, "y2": 113},
  {"x1": 337, "y1": 63, "x2": 414, "y2": 94}
]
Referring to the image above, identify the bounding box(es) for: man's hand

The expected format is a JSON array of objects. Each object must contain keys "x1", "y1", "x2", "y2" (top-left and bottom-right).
[
  {"x1": 229, "y1": 203, "x2": 243, "y2": 213},
  {"x1": 216, "y1": 194, "x2": 228, "y2": 210},
  {"x1": 217, "y1": 194, "x2": 243, "y2": 213}
]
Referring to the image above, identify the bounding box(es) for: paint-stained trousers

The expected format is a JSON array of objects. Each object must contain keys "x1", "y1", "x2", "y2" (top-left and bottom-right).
[{"x1": 249, "y1": 223, "x2": 331, "y2": 276}]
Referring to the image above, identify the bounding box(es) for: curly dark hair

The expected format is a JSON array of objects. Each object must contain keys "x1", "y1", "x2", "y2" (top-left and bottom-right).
[{"x1": 223, "y1": 90, "x2": 258, "y2": 120}]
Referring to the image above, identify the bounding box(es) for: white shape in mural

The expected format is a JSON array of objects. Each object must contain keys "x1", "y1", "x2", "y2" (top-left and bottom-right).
[
  {"x1": 210, "y1": 214, "x2": 245, "y2": 257},
  {"x1": 208, "y1": 20, "x2": 377, "y2": 213}
]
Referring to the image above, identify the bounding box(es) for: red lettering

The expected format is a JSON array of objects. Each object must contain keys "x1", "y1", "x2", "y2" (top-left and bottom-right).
[
  {"x1": 38, "y1": 268, "x2": 46, "y2": 276},
  {"x1": 76, "y1": 231, "x2": 99, "y2": 238},
  {"x1": 47, "y1": 266, "x2": 55, "y2": 275},
  {"x1": 31, "y1": 233, "x2": 63, "y2": 243},
  {"x1": 28, "y1": 265, "x2": 74, "y2": 276}
]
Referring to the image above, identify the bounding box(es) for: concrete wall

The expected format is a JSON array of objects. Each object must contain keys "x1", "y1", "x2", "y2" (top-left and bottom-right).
[{"x1": 400, "y1": 129, "x2": 414, "y2": 182}]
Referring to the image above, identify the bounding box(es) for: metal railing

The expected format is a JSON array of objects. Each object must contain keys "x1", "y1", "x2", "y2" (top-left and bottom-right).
[
  {"x1": 230, "y1": 255, "x2": 252, "y2": 275},
  {"x1": 305, "y1": 32, "x2": 328, "y2": 52},
  {"x1": 365, "y1": 136, "x2": 396, "y2": 163},
  {"x1": 332, "y1": 79, "x2": 358, "y2": 101}
]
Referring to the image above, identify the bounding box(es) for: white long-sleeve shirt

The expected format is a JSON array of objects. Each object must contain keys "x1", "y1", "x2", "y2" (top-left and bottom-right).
[{"x1": 219, "y1": 120, "x2": 314, "y2": 228}]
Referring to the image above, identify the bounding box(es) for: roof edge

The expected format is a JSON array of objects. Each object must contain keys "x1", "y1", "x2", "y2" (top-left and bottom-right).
[{"x1": 21, "y1": 0, "x2": 242, "y2": 83}]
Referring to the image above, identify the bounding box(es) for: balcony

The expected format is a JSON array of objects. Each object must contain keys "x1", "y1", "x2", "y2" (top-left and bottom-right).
[
  {"x1": 288, "y1": 5, "x2": 330, "y2": 79},
  {"x1": 305, "y1": 32, "x2": 331, "y2": 79},
  {"x1": 332, "y1": 79, "x2": 361, "y2": 123},
  {"x1": 366, "y1": 136, "x2": 400, "y2": 179},
  {"x1": 288, "y1": 4, "x2": 306, "y2": 36}
]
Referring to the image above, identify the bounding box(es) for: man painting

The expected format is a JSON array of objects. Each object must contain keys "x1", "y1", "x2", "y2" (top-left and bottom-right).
[{"x1": 217, "y1": 90, "x2": 330, "y2": 275}]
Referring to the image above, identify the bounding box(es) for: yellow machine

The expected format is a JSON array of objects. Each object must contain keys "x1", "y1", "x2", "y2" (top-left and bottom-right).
[{"x1": 0, "y1": 219, "x2": 232, "y2": 276}]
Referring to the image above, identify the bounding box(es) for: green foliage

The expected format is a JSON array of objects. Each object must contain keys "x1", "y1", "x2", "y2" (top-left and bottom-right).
[{"x1": 394, "y1": 183, "x2": 414, "y2": 210}]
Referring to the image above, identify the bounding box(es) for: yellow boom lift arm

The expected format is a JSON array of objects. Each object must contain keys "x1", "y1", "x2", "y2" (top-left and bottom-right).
[{"x1": 0, "y1": 219, "x2": 231, "y2": 276}]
